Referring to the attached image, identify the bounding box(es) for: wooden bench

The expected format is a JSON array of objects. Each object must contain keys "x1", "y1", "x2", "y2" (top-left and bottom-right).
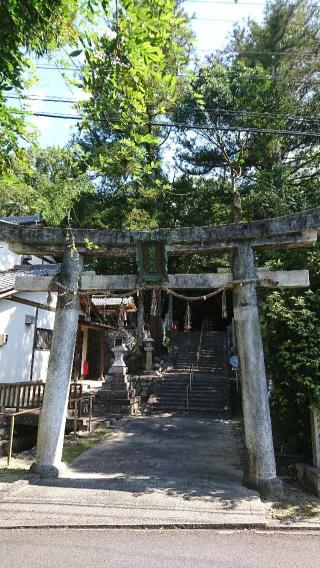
[
  {"x1": 0, "y1": 381, "x2": 86, "y2": 413},
  {"x1": 0, "y1": 381, "x2": 44, "y2": 413}
]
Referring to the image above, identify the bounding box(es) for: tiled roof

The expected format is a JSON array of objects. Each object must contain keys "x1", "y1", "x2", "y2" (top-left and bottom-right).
[
  {"x1": 0, "y1": 264, "x2": 60, "y2": 294},
  {"x1": 0, "y1": 214, "x2": 43, "y2": 225},
  {"x1": 0, "y1": 272, "x2": 16, "y2": 294}
]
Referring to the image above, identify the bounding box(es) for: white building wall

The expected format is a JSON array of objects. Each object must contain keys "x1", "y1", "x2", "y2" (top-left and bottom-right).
[
  {"x1": 0, "y1": 240, "x2": 46, "y2": 271},
  {"x1": 0, "y1": 242, "x2": 22, "y2": 271},
  {"x1": 0, "y1": 292, "x2": 57, "y2": 383}
]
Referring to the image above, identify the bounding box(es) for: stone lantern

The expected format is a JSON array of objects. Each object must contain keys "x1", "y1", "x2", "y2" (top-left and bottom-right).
[
  {"x1": 95, "y1": 334, "x2": 139, "y2": 416},
  {"x1": 144, "y1": 335, "x2": 155, "y2": 373},
  {"x1": 108, "y1": 336, "x2": 128, "y2": 377}
]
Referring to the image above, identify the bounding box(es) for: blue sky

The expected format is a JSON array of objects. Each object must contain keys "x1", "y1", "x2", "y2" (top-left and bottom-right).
[{"x1": 25, "y1": 0, "x2": 266, "y2": 147}]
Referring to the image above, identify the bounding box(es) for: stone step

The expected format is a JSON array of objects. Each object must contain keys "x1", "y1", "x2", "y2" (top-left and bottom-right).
[
  {"x1": 157, "y1": 394, "x2": 228, "y2": 401},
  {"x1": 156, "y1": 330, "x2": 230, "y2": 415},
  {"x1": 158, "y1": 385, "x2": 228, "y2": 392}
]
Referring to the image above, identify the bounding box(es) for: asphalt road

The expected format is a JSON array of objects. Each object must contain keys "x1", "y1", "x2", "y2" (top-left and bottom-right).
[{"x1": 0, "y1": 529, "x2": 319, "y2": 568}]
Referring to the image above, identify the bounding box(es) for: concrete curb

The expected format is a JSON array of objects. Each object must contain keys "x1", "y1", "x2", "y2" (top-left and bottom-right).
[
  {"x1": 0, "y1": 522, "x2": 268, "y2": 530},
  {"x1": 266, "y1": 521, "x2": 320, "y2": 531},
  {"x1": 0, "y1": 522, "x2": 320, "y2": 532}
]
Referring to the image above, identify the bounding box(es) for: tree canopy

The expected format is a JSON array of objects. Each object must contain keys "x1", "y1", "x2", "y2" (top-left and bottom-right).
[
  {"x1": 0, "y1": 0, "x2": 80, "y2": 172},
  {"x1": 73, "y1": 0, "x2": 193, "y2": 228},
  {"x1": 1, "y1": 0, "x2": 320, "y2": 454}
]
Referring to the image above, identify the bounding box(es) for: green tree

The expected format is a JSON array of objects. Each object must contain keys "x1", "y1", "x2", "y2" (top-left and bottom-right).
[
  {"x1": 173, "y1": 1, "x2": 320, "y2": 223},
  {"x1": 73, "y1": 0, "x2": 193, "y2": 229},
  {"x1": 168, "y1": 0, "x2": 320, "y2": 456},
  {"x1": 0, "y1": 147, "x2": 94, "y2": 226},
  {"x1": 260, "y1": 290, "x2": 320, "y2": 454},
  {"x1": 0, "y1": 0, "x2": 80, "y2": 172}
]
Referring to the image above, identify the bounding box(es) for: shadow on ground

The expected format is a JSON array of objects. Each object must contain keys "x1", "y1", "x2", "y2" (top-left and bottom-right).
[
  {"x1": 0, "y1": 415, "x2": 266, "y2": 527},
  {"x1": 30, "y1": 415, "x2": 252, "y2": 508}
]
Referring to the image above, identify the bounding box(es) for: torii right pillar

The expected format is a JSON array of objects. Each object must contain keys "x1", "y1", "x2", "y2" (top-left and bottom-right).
[{"x1": 231, "y1": 244, "x2": 283, "y2": 498}]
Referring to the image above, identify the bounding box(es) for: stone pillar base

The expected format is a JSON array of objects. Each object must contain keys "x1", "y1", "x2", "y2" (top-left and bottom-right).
[
  {"x1": 243, "y1": 474, "x2": 284, "y2": 499},
  {"x1": 296, "y1": 463, "x2": 320, "y2": 497},
  {"x1": 94, "y1": 373, "x2": 140, "y2": 416},
  {"x1": 29, "y1": 461, "x2": 68, "y2": 479},
  {"x1": 94, "y1": 398, "x2": 139, "y2": 416}
]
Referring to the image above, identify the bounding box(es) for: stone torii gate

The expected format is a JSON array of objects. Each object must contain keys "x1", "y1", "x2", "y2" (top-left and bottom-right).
[{"x1": 1, "y1": 208, "x2": 319, "y2": 498}]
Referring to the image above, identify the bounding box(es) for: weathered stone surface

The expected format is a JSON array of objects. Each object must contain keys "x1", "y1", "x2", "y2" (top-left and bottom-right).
[
  {"x1": 311, "y1": 408, "x2": 320, "y2": 469},
  {"x1": 232, "y1": 244, "x2": 283, "y2": 499},
  {"x1": 296, "y1": 462, "x2": 320, "y2": 497},
  {"x1": 1, "y1": 207, "x2": 319, "y2": 256},
  {"x1": 30, "y1": 249, "x2": 83, "y2": 479},
  {"x1": 15, "y1": 269, "x2": 310, "y2": 292}
]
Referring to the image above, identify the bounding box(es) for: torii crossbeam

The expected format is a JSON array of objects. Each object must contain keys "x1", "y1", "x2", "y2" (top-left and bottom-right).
[{"x1": 1, "y1": 208, "x2": 319, "y2": 498}]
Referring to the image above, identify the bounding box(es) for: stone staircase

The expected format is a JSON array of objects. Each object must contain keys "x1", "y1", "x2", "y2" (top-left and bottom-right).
[{"x1": 151, "y1": 331, "x2": 230, "y2": 416}]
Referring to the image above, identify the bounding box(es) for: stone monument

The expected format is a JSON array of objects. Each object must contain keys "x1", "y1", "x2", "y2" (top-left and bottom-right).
[{"x1": 94, "y1": 334, "x2": 139, "y2": 416}]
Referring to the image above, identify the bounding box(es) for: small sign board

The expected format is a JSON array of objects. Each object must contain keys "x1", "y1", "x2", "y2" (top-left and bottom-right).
[{"x1": 136, "y1": 239, "x2": 167, "y2": 283}]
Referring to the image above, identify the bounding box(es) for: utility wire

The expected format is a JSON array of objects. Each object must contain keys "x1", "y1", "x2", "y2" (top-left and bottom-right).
[
  {"x1": 197, "y1": 48, "x2": 320, "y2": 55},
  {"x1": 185, "y1": 1, "x2": 268, "y2": 4},
  {"x1": 15, "y1": 110, "x2": 320, "y2": 137},
  {"x1": 190, "y1": 17, "x2": 263, "y2": 22},
  {"x1": 33, "y1": 46, "x2": 320, "y2": 68},
  {"x1": 6, "y1": 96, "x2": 320, "y2": 125},
  {"x1": 30, "y1": 66, "x2": 320, "y2": 85},
  {"x1": 6, "y1": 95, "x2": 77, "y2": 104},
  {"x1": 185, "y1": 0, "x2": 320, "y2": 5}
]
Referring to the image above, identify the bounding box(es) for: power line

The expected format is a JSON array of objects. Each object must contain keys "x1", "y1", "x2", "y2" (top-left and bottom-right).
[
  {"x1": 175, "y1": 105, "x2": 320, "y2": 124},
  {"x1": 7, "y1": 94, "x2": 320, "y2": 125},
  {"x1": 6, "y1": 94, "x2": 77, "y2": 104},
  {"x1": 185, "y1": 70, "x2": 320, "y2": 84},
  {"x1": 190, "y1": 17, "x2": 262, "y2": 22},
  {"x1": 185, "y1": 1, "x2": 267, "y2": 4},
  {"x1": 32, "y1": 63, "x2": 320, "y2": 88},
  {"x1": 35, "y1": 64, "x2": 78, "y2": 71},
  {"x1": 15, "y1": 109, "x2": 320, "y2": 137},
  {"x1": 197, "y1": 47, "x2": 320, "y2": 55},
  {"x1": 32, "y1": 45, "x2": 320, "y2": 72},
  {"x1": 185, "y1": 0, "x2": 320, "y2": 5}
]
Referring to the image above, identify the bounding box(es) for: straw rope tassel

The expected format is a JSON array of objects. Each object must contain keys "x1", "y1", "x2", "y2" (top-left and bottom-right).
[
  {"x1": 184, "y1": 302, "x2": 192, "y2": 332},
  {"x1": 222, "y1": 290, "x2": 228, "y2": 319}
]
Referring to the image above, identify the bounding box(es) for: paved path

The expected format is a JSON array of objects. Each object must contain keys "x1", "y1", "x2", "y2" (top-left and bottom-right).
[
  {"x1": 1, "y1": 529, "x2": 320, "y2": 568},
  {"x1": 0, "y1": 415, "x2": 266, "y2": 527}
]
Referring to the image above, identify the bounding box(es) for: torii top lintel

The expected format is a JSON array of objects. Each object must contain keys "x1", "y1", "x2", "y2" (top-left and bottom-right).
[{"x1": 0, "y1": 207, "x2": 319, "y2": 257}]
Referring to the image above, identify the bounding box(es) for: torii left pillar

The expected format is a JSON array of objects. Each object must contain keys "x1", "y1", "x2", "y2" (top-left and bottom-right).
[{"x1": 31, "y1": 248, "x2": 83, "y2": 478}]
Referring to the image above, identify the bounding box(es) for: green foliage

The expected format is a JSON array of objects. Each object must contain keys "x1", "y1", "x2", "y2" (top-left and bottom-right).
[
  {"x1": 73, "y1": 0, "x2": 193, "y2": 228},
  {"x1": 261, "y1": 290, "x2": 320, "y2": 453},
  {"x1": 0, "y1": 147, "x2": 94, "y2": 226},
  {"x1": 0, "y1": 1, "x2": 81, "y2": 173},
  {"x1": 173, "y1": 1, "x2": 320, "y2": 222},
  {"x1": 0, "y1": 0, "x2": 78, "y2": 89},
  {"x1": 62, "y1": 429, "x2": 108, "y2": 463},
  {"x1": 167, "y1": 0, "x2": 320, "y2": 451}
]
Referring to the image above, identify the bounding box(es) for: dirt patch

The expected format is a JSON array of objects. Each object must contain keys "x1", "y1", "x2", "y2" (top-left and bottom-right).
[
  {"x1": 264, "y1": 480, "x2": 320, "y2": 522},
  {"x1": 0, "y1": 428, "x2": 109, "y2": 492}
]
